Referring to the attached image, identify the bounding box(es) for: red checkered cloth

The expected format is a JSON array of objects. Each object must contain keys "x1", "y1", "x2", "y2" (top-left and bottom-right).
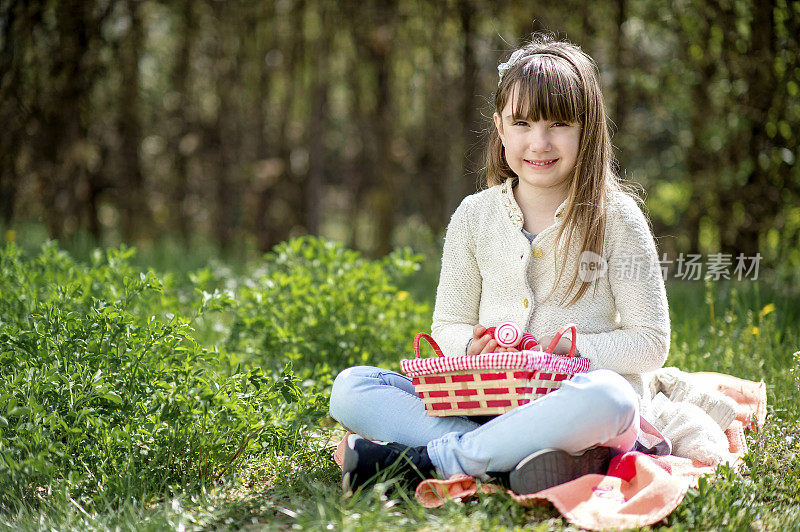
[{"x1": 401, "y1": 351, "x2": 590, "y2": 378}]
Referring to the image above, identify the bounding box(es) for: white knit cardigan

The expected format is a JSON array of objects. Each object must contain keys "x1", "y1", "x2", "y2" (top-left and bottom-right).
[{"x1": 431, "y1": 178, "x2": 670, "y2": 399}]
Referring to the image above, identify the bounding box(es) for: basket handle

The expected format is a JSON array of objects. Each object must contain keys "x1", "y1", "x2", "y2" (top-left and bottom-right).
[
  {"x1": 544, "y1": 323, "x2": 578, "y2": 357},
  {"x1": 414, "y1": 333, "x2": 445, "y2": 358}
]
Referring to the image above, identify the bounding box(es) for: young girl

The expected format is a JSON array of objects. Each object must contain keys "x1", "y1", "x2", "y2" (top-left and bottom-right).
[{"x1": 329, "y1": 34, "x2": 669, "y2": 495}]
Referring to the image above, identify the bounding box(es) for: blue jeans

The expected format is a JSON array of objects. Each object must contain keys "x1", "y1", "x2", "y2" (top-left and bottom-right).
[{"x1": 329, "y1": 366, "x2": 640, "y2": 479}]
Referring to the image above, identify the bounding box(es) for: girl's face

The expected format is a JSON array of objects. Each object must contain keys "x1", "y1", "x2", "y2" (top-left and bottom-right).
[{"x1": 493, "y1": 87, "x2": 581, "y2": 193}]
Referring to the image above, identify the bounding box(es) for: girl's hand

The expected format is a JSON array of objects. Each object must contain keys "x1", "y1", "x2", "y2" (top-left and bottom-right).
[
  {"x1": 467, "y1": 324, "x2": 518, "y2": 356},
  {"x1": 536, "y1": 334, "x2": 578, "y2": 356}
]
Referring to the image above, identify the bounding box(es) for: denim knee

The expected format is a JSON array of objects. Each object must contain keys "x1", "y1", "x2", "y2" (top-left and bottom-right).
[
  {"x1": 329, "y1": 365, "x2": 374, "y2": 426},
  {"x1": 578, "y1": 369, "x2": 639, "y2": 434}
]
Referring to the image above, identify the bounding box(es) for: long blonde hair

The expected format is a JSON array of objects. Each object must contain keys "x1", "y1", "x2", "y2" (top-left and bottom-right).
[{"x1": 486, "y1": 34, "x2": 638, "y2": 306}]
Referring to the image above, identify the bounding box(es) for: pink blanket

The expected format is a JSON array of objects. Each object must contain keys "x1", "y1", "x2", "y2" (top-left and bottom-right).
[{"x1": 333, "y1": 372, "x2": 766, "y2": 530}]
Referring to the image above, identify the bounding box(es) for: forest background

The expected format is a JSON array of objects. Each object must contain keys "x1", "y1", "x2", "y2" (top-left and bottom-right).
[{"x1": 2, "y1": 0, "x2": 799, "y2": 283}]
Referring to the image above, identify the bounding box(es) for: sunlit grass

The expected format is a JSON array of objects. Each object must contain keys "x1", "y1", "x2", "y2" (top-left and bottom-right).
[{"x1": 1, "y1": 239, "x2": 798, "y2": 530}]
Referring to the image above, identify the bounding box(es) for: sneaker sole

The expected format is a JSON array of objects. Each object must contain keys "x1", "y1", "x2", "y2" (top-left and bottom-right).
[
  {"x1": 341, "y1": 434, "x2": 362, "y2": 495},
  {"x1": 509, "y1": 446, "x2": 611, "y2": 495}
]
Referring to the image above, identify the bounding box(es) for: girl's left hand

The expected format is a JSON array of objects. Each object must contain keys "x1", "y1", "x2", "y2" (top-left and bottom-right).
[{"x1": 535, "y1": 334, "x2": 578, "y2": 356}]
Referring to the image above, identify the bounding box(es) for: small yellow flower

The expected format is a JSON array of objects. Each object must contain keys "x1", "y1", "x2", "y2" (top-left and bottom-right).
[
  {"x1": 397, "y1": 291, "x2": 409, "y2": 301},
  {"x1": 759, "y1": 303, "x2": 775, "y2": 318},
  {"x1": 4, "y1": 229, "x2": 15, "y2": 242},
  {"x1": 751, "y1": 326, "x2": 760, "y2": 336}
]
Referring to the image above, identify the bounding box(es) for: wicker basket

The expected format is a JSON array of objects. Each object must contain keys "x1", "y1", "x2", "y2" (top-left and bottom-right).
[{"x1": 400, "y1": 323, "x2": 590, "y2": 417}]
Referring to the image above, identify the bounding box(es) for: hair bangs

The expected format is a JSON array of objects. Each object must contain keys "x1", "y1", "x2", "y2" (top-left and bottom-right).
[{"x1": 508, "y1": 56, "x2": 584, "y2": 125}]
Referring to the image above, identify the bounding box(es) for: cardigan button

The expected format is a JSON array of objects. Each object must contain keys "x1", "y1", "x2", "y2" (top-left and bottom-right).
[
  {"x1": 533, "y1": 247, "x2": 543, "y2": 258},
  {"x1": 523, "y1": 298, "x2": 529, "y2": 308}
]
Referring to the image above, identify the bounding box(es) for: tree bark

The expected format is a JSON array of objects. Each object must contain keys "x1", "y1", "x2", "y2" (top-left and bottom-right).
[
  {"x1": 38, "y1": 1, "x2": 104, "y2": 240},
  {"x1": 613, "y1": 0, "x2": 628, "y2": 144},
  {"x1": 341, "y1": 2, "x2": 372, "y2": 249},
  {"x1": 167, "y1": 0, "x2": 195, "y2": 243},
  {"x1": 118, "y1": 0, "x2": 147, "y2": 244},
  {"x1": 675, "y1": 3, "x2": 716, "y2": 253},
  {"x1": 0, "y1": 1, "x2": 20, "y2": 225},
  {"x1": 729, "y1": 0, "x2": 778, "y2": 256},
  {"x1": 212, "y1": 18, "x2": 239, "y2": 252},
  {"x1": 304, "y1": 3, "x2": 330, "y2": 235},
  {"x1": 253, "y1": 0, "x2": 306, "y2": 251},
  {"x1": 457, "y1": 0, "x2": 480, "y2": 208},
  {"x1": 369, "y1": 11, "x2": 397, "y2": 257}
]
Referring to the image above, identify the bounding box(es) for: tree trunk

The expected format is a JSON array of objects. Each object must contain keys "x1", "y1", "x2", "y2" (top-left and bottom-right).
[
  {"x1": 680, "y1": 6, "x2": 716, "y2": 253},
  {"x1": 168, "y1": 0, "x2": 195, "y2": 243},
  {"x1": 0, "y1": 2, "x2": 20, "y2": 225},
  {"x1": 253, "y1": 0, "x2": 306, "y2": 251},
  {"x1": 209, "y1": 2, "x2": 244, "y2": 252},
  {"x1": 36, "y1": 1, "x2": 100, "y2": 241},
  {"x1": 342, "y1": 2, "x2": 372, "y2": 249},
  {"x1": 684, "y1": 60, "x2": 716, "y2": 253},
  {"x1": 370, "y1": 13, "x2": 397, "y2": 257},
  {"x1": 304, "y1": 3, "x2": 330, "y2": 235},
  {"x1": 613, "y1": 0, "x2": 628, "y2": 144},
  {"x1": 118, "y1": 0, "x2": 147, "y2": 243},
  {"x1": 457, "y1": 0, "x2": 480, "y2": 207},
  {"x1": 730, "y1": 0, "x2": 777, "y2": 257}
]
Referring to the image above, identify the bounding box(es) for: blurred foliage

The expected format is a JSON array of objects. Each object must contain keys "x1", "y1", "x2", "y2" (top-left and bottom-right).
[
  {"x1": 1, "y1": 0, "x2": 799, "y2": 283},
  {"x1": 223, "y1": 237, "x2": 430, "y2": 382}
]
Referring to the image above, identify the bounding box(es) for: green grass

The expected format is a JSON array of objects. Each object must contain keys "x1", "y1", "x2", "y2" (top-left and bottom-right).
[{"x1": 1, "y1": 238, "x2": 798, "y2": 531}]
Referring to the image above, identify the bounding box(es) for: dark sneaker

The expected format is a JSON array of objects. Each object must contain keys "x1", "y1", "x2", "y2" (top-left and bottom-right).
[
  {"x1": 341, "y1": 434, "x2": 435, "y2": 495},
  {"x1": 509, "y1": 446, "x2": 611, "y2": 495},
  {"x1": 485, "y1": 470, "x2": 511, "y2": 488}
]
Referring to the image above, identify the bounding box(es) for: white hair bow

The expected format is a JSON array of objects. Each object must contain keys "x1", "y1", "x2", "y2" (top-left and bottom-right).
[{"x1": 497, "y1": 49, "x2": 527, "y2": 86}]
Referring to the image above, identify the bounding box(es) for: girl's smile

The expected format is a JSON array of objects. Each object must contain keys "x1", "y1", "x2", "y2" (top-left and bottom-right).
[{"x1": 524, "y1": 158, "x2": 558, "y2": 168}]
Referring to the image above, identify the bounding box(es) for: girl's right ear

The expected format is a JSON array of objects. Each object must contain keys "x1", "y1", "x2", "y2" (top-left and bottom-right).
[{"x1": 493, "y1": 112, "x2": 504, "y2": 142}]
